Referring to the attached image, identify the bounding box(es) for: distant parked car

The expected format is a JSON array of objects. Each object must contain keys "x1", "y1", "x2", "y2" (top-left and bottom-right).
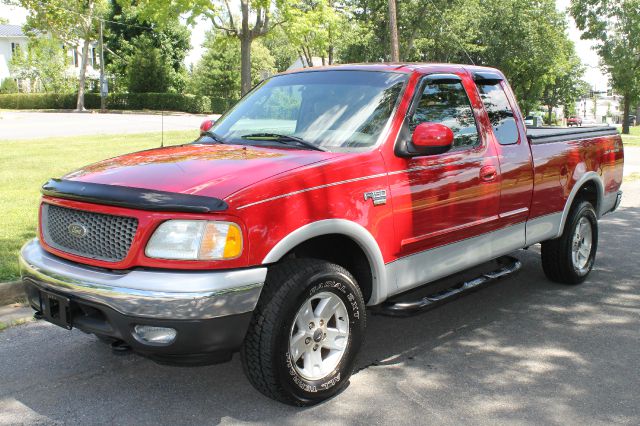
[
  {"x1": 567, "y1": 116, "x2": 583, "y2": 127},
  {"x1": 524, "y1": 115, "x2": 543, "y2": 127}
]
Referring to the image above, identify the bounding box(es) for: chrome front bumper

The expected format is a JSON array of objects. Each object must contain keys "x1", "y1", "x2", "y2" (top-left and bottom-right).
[{"x1": 19, "y1": 239, "x2": 267, "y2": 320}]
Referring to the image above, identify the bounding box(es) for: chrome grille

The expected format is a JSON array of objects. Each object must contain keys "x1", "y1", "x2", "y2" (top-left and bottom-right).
[{"x1": 41, "y1": 204, "x2": 138, "y2": 262}]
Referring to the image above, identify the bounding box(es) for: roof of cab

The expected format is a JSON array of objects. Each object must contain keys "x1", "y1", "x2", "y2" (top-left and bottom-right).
[{"x1": 279, "y1": 62, "x2": 503, "y2": 77}]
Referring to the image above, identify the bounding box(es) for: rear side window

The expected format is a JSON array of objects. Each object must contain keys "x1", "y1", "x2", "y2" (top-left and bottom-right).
[
  {"x1": 477, "y1": 84, "x2": 519, "y2": 145},
  {"x1": 410, "y1": 82, "x2": 479, "y2": 150}
]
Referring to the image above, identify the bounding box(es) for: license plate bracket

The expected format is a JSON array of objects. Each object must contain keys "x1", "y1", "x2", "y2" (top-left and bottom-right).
[{"x1": 39, "y1": 290, "x2": 72, "y2": 330}]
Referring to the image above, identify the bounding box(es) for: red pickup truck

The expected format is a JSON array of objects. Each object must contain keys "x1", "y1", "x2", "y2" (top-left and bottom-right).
[{"x1": 20, "y1": 64, "x2": 623, "y2": 406}]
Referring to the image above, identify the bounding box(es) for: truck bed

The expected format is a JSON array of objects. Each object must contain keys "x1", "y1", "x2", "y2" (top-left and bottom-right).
[{"x1": 527, "y1": 126, "x2": 618, "y2": 144}]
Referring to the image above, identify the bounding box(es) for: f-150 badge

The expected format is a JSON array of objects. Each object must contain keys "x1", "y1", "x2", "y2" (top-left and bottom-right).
[{"x1": 364, "y1": 190, "x2": 387, "y2": 206}]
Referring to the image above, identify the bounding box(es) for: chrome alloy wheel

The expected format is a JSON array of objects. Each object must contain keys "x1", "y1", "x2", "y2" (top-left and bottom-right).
[
  {"x1": 572, "y1": 216, "x2": 593, "y2": 273},
  {"x1": 289, "y1": 291, "x2": 350, "y2": 381}
]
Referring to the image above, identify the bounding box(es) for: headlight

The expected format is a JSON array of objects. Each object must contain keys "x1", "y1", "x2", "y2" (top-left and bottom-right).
[{"x1": 145, "y1": 220, "x2": 243, "y2": 260}]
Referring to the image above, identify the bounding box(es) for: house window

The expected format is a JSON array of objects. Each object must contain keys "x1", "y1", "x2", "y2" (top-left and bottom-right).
[
  {"x1": 73, "y1": 49, "x2": 78, "y2": 67},
  {"x1": 11, "y1": 42, "x2": 20, "y2": 56},
  {"x1": 91, "y1": 47, "x2": 97, "y2": 68}
]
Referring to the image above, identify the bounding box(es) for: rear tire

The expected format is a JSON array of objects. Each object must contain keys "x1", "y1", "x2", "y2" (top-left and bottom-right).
[
  {"x1": 541, "y1": 201, "x2": 598, "y2": 284},
  {"x1": 241, "y1": 259, "x2": 366, "y2": 406}
]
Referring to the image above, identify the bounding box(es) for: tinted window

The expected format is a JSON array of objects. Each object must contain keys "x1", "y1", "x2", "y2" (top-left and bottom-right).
[
  {"x1": 478, "y1": 84, "x2": 519, "y2": 145},
  {"x1": 410, "y1": 82, "x2": 479, "y2": 150}
]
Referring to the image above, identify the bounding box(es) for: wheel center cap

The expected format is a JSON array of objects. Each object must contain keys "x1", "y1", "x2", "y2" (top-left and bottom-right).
[{"x1": 313, "y1": 329, "x2": 323, "y2": 342}]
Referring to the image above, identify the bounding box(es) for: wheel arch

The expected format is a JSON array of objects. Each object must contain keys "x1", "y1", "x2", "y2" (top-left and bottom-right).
[
  {"x1": 556, "y1": 171, "x2": 604, "y2": 238},
  {"x1": 262, "y1": 219, "x2": 388, "y2": 305}
]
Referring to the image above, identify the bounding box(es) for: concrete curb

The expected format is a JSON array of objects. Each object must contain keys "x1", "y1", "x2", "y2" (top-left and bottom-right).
[{"x1": 0, "y1": 280, "x2": 25, "y2": 306}]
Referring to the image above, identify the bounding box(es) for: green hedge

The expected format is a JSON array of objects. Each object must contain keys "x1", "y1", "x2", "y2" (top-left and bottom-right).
[{"x1": 0, "y1": 93, "x2": 212, "y2": 114}]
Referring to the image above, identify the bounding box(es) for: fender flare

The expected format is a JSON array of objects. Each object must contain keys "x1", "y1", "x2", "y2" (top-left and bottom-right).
[
  {"x1": 262, "y1": 219, "x2": 389, "y2": 305},
  {"x1": 555, "y1": 171, "x2": 604, "y2": 238}
]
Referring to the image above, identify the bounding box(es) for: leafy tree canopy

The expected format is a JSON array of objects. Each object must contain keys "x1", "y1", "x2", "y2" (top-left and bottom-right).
[
  {"x1": 9, "y1": 36, "x2": 75, "y2": 93},
  {"x1": 570, "y1": 0, "x2": 640, "y2": 133},
  {"x1": 189, "y1": 31, "x2": 275, "y2": 112},
  {"x1": 104, "y1": 2, "x2": 190, "y2": 93}
]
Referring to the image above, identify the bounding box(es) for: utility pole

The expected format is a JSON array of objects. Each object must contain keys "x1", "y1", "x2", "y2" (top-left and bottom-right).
[
  {"x1": 388, "y1": 0, "x2": 400, "y2": 62},
  {"x1": 99, "y1": 20, "x2": 106, "y2": 112}
]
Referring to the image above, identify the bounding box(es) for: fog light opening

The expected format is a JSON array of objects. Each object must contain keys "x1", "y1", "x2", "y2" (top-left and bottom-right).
[{"x1": 133, "y1": 325, "x2": 177, "y2": 345}]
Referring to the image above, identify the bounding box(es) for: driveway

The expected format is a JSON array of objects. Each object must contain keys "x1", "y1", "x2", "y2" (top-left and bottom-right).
[
  {"x1": 1, "y1": 180, "x2": 638, "y2": 425},
  {"x1": 0, "y1": 111, "x2": 214, "y2": 140}
]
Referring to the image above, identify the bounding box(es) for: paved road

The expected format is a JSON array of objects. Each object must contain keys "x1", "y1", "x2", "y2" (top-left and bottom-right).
[
  {"x1": 1, "y1": 191, "x2": 638, "y2": 425},
  {"x1": 0, "y1": 111, "x2": 213, "y2": 140}
]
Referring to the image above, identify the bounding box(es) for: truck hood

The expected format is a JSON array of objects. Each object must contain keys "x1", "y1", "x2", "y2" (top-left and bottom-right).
[{"x1": 63, "y1": 144, "x2": 333, "y2": 202}]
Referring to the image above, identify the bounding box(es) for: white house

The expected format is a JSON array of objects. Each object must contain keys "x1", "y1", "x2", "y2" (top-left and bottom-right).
[
  {"x1": 575, "y1": 92, "x2": 623, "y2": 125},
  {"x1": 0, "y1": 24, "x2": 28, "y2": 84},
  {"x1": 0, "y1": 24, "x2": 100, "y2": 90}
]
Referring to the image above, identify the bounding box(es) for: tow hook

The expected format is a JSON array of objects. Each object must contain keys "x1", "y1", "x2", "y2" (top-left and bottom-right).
[{"x1": 110, "y1": 340, "x2": 132, "y2": 354}]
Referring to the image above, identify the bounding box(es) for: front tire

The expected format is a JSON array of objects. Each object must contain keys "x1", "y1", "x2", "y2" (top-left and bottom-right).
[
  {"x1": 241, "y1": 259, "x2": 366, "y2": 406},
  {"x1": 541, "y1": 201, "x2": 598, "y2": 284}
]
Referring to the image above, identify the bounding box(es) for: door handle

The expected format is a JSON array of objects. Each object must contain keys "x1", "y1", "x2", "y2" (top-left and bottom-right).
[{"x1": 480, "y1": 165, "x2": 497, "y2": 182}]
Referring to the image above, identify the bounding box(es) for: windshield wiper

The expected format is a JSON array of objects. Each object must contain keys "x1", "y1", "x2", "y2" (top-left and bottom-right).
[
  {"x1": 241, "y1": 133, "x2": 327, "y2": 152},
  {"x1": 199, "y1": 130, "x2": 227, "y2": 144}
]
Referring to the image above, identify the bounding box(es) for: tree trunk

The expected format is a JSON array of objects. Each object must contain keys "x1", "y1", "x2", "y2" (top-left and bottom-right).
[
  {"x1": 240, "y1": 0, "x2": 252, "y2": 95},
  {"x1": 622, "y1": 93, "x2": 631, "y2": 134},
  {"x1": 76, "y1": 39, "x2": 90, "y2": 111},
  {"x1": 547, "y1": 106, "x2": 553, "y2": 126},
  {"x1": 328, "y1": 45, "x2": 334, "y2": 65},
  {"x1": 240, "y1": 34, "x2": 252, "y2": 95},
  {"x1": 388, "y1": 0, "x2": 400, "y2": 61}
]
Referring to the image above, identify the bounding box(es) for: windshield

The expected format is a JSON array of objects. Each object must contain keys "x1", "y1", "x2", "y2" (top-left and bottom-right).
[{"x1": 205, "y1": 70, "x2": 408, "y2": 151}]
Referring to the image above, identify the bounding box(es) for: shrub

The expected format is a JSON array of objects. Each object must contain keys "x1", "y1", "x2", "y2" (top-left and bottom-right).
[
  {"x1": 0, "y1": 92, "x2": 211, "y2": 114},
  {"x1": 0, "y1": 78, "x2": 18, "y2": 94},
  {"x1": 0, "y1": 93, "x2": 76, "y2": 109}
]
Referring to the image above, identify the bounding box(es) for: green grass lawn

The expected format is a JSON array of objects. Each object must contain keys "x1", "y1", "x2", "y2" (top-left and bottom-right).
[
  {"x1": 621, "y1": 126, "x2": 640, "y2": 146},
  {"x1": 0, "y1": 130, "x2": 195, "y2": 282}
]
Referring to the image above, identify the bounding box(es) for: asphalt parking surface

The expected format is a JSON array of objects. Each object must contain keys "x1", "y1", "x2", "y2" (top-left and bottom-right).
[
  {"x1": 0, "y1": 111, "x2": 211, "y2": 140},
  {"x1": 0, "y1": 189, "x2": 638, "y2": 425}
]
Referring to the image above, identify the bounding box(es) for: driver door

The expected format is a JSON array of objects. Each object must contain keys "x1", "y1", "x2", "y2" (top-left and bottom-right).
[{"x1": 386, "y1": 73, "x2": 502, "y2": 292}]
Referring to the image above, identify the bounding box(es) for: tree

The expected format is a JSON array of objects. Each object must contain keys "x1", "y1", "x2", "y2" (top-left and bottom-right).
[
  {"x1": 0, "y1": 78, "x2": 18, "y2": 93},
  {"x1": 189, "y1": 32, "x2": 275, "y2": 112},
  {"x1": 280, "y1": 0, "x2": 348, "y2": 66},
  {"x1": 570, "y1": 0, "x2": 640, "y2": 134},
  {"x1": 19, "y1": 0, "x2": 109, "y2": 110},
  {"x1": 103, "y1": 2, "x2": 190, "y2": 93},
  {"x1": 387, "y1": 0, "x2": 399, "y2": 61},
  {"x1": 9, "y1": 36, "x2": 74, "y2": 93},
  {"x1": 541, "y1": 42, "x2": 585, "y2": 124},
  {"x1": 264, "y1": 27, "x2": 299, "y2": 71},
  {"x1": 124, "y1": 35, "x2": 176, "y2": 93},
  {"x1": 474, "y1": 0, "x2": 571, "y2": 115},
  {"x1": 132, "y1": 0, "x2": 283, "y2": 95}
]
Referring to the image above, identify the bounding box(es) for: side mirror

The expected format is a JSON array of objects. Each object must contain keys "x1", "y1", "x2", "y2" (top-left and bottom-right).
[
  {"x1": 411, "y1": 122, "x2": 454, "y2": 155},
  {"x1": 200, "y1": 119, "x2": 216, "y2": 135}
]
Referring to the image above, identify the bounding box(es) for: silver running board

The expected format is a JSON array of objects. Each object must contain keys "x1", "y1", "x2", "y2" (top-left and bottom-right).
[{"x1": 374, "y1": 256, "x2": 522, "y2": 317}]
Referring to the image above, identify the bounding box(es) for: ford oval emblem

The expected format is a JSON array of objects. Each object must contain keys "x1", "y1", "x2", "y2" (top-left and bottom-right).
[{"x1": 68, "y1": 222, "x2": 88, "y2": 238}]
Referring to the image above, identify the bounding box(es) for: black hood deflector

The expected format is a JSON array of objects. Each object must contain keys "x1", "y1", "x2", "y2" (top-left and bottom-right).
[{"x1": 41, "y1": 179, "x2": 228, "y2": 213}]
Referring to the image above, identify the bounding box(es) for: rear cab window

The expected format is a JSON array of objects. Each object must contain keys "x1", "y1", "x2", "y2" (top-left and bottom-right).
[{"x1": 477, "y1": 83, "x2": 519, "y2": 145}]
